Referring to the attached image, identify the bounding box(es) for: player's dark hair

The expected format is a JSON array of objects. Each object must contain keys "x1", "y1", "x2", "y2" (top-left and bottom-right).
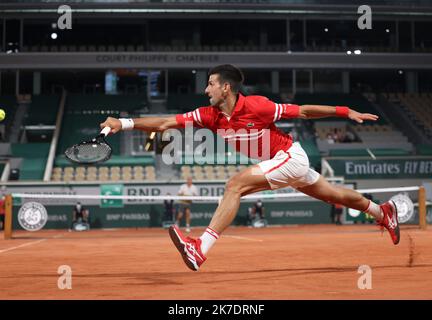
[{"x1": 208, "y1": 64, "x2": 244, "y2": 93}]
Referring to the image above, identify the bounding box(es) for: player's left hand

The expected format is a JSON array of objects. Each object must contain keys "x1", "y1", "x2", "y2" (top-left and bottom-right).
[{"x1": 348, "y1": 109, "x2": 379, "y2": 123}]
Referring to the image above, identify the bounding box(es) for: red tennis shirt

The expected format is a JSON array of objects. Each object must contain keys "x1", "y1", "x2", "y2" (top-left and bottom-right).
[{"x1": 176, "y1": 94, "x2": 300, "y2": 160}]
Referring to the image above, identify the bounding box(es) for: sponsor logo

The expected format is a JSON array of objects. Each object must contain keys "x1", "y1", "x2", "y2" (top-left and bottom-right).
[
  {"x1": 390, "y1": 193, "x2": 414, "y2": 223},
  {"x1": 100, "y1": 184, "x2": 124, "y2": 208},
  {"x1": 18, "y1": 202, "x2": 48, "y2": 231}
]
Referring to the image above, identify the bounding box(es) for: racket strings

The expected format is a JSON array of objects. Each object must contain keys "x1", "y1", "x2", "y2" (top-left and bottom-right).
[{"x1": 65, "y1": 140, "x2": 112, "y2": 163}]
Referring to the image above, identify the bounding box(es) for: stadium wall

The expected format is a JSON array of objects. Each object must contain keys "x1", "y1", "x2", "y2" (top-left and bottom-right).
[{"x1": 4, "y1": 182, "x2": 334, "y2": 229}]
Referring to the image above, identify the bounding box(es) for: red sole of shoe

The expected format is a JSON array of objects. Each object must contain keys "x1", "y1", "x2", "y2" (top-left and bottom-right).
[
  {"x1": 168, "y1": 226, "x2": 198, "y2": 271},
  {"x1": 391, "y1": 200, "x2": 400, "y2": 245}
]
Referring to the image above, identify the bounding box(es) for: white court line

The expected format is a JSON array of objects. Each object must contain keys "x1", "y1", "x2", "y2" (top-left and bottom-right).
[
  {"x1": 224, "y1": 235, "x2": 264, "y2": 242},
  {"x1": 0, "y1": 238, "x2": 47, "y2": 254},
  {"x1": 0, "y1": 233, "x2": 64, "y2": 254}
]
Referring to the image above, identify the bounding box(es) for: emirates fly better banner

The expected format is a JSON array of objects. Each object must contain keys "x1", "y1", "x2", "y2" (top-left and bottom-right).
[{"x1": 327, "y1": 158, "x2": 432, "y2": 179}]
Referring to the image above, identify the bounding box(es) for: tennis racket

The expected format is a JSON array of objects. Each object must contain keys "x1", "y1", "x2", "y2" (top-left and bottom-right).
[{"x1": 64, "y1": 126, "x2": 112, "y2": 164}]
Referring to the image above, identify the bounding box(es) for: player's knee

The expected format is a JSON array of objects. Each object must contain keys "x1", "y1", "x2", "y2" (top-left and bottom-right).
[{"x1": 225, "y1": 177, "x2": 243, "y2": 194}]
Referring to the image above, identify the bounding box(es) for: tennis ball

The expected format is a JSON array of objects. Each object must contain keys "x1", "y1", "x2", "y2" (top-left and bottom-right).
[{"x1": 0, "y1": 109, "x2": 5, "y2": 122}]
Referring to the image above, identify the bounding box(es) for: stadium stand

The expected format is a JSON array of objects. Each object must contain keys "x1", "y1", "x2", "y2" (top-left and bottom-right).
[
  {"x1": 166, "y1": 93, "x2": 211, "y2": 113},
  {"x1": 23, "y1": 95, "x2": 60, "y2": 142},
  {"x1": 179, "y1": 164, "x2": 249, "y2": 181},
  {"x1": 57, "y1": 94, "x2": 147, "y2": 155},
  {"x1": 2, "y1": 0, "x2": 432, "y2": 303},
  {"x1": 44, "y1": 93, "x2": 155, "y2": 182},
  {"x1": 393, "y1": 93, "x2": 432, "y2": 140},
  {"x1": 0, "y1": 1, "x2": 430, "y2": 187},
  {"x1": 379, "y1": 92, "x2": 432, "y2": 152},
  {"x1": 294, "y1": 93, "x2": 415, "y2": 156},
  {"x1": 51, "y1": 164, "x2": 157, "y2": 182},
  {"x1": 11, "y1": 143, "x2": 50, "y2": 180},
  {"x1": 24, "y1": 95, "x2": 60, "y2": 126}
]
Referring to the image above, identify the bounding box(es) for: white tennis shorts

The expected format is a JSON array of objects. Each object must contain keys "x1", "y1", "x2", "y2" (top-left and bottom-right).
[{"x1": 257, "y1": 142, "x2": 320, "y2": 190}]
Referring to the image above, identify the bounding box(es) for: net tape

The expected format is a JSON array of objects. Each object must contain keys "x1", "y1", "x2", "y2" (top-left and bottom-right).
[{"x1": 11, "y1": 186, "x2": 420, "y2": 202}]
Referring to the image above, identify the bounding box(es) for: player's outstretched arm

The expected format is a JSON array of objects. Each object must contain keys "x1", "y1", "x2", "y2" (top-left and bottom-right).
[
  {"x1": 298, "y1": 105, "x2": 379, "y2": 123},
  {"x1": 100, "y1": 116, "x2": 179, "y2": 134}
]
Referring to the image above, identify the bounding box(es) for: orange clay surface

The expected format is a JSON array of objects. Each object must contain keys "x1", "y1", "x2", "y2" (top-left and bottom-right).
[{"x1": 1, "y1": 224, "x2": 431, "y2": 300}]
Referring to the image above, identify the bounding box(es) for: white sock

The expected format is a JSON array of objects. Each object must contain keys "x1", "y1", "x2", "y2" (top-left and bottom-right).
[
  {"x1": 364, "y1": 200, "x2": 383, "y2": 220},
  {"x1": 199, "y1": 227, "x2": 220, "y2": 256}
]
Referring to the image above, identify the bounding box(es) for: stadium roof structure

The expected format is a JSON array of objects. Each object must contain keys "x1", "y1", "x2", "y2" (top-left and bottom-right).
[
  {"x1": 1, "y1": 0, "x2": 432, "y2": 5},
  {"x1": 1, "y1": 0, "x2": 432, "y2": 20}
]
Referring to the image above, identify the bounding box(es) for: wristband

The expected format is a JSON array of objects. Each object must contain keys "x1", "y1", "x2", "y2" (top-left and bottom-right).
[
  {"x1": 119, "y1": 118, "x2": 134, "y2": 130},
  {"x1": 335, "y1": 106, "x2": 349, "y2": 118}
]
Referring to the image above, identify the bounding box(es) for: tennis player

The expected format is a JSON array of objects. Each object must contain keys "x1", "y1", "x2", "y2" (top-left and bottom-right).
[{"x1": 100, "y1": 64, "x2": 400, "y2": 271}]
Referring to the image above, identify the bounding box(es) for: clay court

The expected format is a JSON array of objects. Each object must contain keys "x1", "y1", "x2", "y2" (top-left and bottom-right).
[{"x1": 1, "y1": 224, "x2": 431, "y2": 300}]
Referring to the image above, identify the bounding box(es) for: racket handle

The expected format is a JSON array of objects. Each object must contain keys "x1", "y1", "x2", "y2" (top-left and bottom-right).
[{"x1": 100, "y1": 126, "x2": 111, "y2": 136}]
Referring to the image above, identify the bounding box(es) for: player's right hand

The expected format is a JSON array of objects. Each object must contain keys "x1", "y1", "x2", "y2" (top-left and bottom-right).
[{"x1": 100, "y1": 117, "x2": 122, "y2": 134}]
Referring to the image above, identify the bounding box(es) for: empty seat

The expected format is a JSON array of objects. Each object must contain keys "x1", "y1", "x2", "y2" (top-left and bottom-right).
[
  {"x1": 146, "y1": 174, "x2": 156, "y2": 181},
  {"x1": 204, "y1": 165, "x2": 214, "y2": 172},
  {"x1": 181, "y1": 165, "x2": 192, "y2": 172},
  {"x1": 226, "y1": 165, "x2": 237, "y2": 173},
  {"x1": 75, "y1": 173, "x2": 86, "y2": 181},
  {"x1": 53, "y1": 167, "x2": 63, "y2": 174},
  {"x1": 51, "y1": 174, "x2": 62, "y2": 182},
  {"x1": 133, "y1": 171, "x2": 144, "y2": 181},
  {"x1": 146, "y1": 169, "x2": 156, "y2": 176},
  {"x1": 87, "y1": 167, "x2": 97, "y2": 175},
  {"x1": 63, "y1": 175, "x2": 74, "y2": 182},
  {"x1": 206, "y1": 171, "x2": 216, "y2": 180},
  {"x1": 110, "y1": 173, "x2": 121, "y2": 181},
  {"x1": 193, "y1": 171, "x2": 205, "y2": 180},
  {"x1": 133, "y1": 166, "x2": 144, "y2": 173},
  {"x1": 75, "y1": 167, "x2": 86, "y2": 175},
  {"x1": 145, "y1": 166, "x2": 155, "y2": 173},
  {"x1": 227, "y1": 170, "x2": 237, "y2": 178},
  {"x1": 192, "y1": 165, "x2": 203, "y2": 174},
  {"x1": 98, "y1": 173, "x2": 109, "y2": 181},
  {"x1": 216, "y1": 170, "x2": 227, "y2": 179},
  {"x1": 122, "y1": 166, "x2": 132, "y2": 174},
  {"x1": 99, "y1": 167, "x2": 109, "y2": 175},
  {"x1": 64, "y1": 167, "x2": 74, "y2": 175},
  {"x1": 237, "y1": 165, "x2": 247, "y2": 172},
  {"x1": 86, "y1": 173, "x2": 97, "y2": 181},
  {"x1": 144, "y1": 175, "x2": 156, "y2": 182},
  {"x1": 110, "y1": 166, "x2": 120, "y2": 174},
  {"x1": 180, "y1": 171, "x2": 189, "y2": 180}
]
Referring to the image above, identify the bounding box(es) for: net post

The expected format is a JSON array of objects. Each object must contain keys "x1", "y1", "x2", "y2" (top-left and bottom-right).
[
  {"x1": 418, "y1": 186, "x2": 427, "y2": 230},
  {"x1": 4, "y1": 194, "x2": 13, "y2": 240}
]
